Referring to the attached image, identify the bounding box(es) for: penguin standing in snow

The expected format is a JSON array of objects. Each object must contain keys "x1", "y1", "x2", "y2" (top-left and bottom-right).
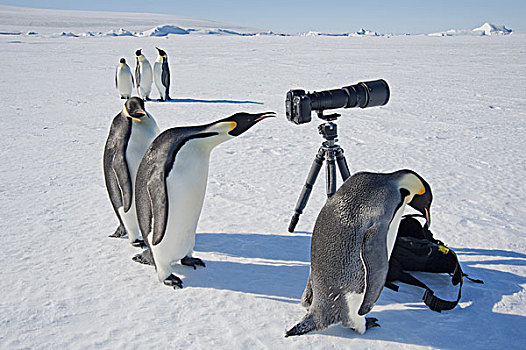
[
  {"x1": 103, "y1": 97, "x2": 160, "y2": 246},
  {"x1": 115, "y1": 58, "x2": 134, "y2": 99},
  {"x1": 135, "y1": 49, "x2": 153, "y2": 100},
  {"x1": 134, "y1": 112, "x2": 275, "y2": 288},
  {"x1": 153, "y1": 47, "x2": 171, "y2": 101},
  {"x1": 286, "y1": 169, "x2": 432, "y2": 336}
]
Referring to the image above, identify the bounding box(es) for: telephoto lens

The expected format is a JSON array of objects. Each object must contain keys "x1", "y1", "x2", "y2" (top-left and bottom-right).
[{"x1": 285, "y1": 79, "x2": 389, "y2": 125}]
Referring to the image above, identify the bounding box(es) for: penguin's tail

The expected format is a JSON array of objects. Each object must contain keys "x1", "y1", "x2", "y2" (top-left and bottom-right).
[{"x1": 285, "y1": 314, "x2": 317, "y2": 337}]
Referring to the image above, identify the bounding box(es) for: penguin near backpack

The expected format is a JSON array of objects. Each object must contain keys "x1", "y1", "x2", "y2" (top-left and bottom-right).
[
  {"x1": 286, "y1": 169, "x2": 432, "y2": 336},
  {"x1": 153, "y1": 47, "x2": 171, "y2": 101},
  {"x1": 133, "y1": 112, "x2": 275, "y2": 289},
  {"x1": 103, "y1": 97, "x2": 160, "y2": 246}
]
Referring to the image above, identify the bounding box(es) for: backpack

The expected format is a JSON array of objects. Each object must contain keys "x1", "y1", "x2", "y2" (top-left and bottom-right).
[{"x1": 385, "y1": 214, "x2": 483, "y2": 312}]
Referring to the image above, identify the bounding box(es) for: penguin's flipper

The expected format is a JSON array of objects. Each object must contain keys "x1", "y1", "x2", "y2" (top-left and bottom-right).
[
  {"x1": 115, "y1": 67, "x2": 118, "y2": 88},
  {"x1": 109, "y1": 224, "x2": 127, "y2": 238},
  {"x1": 181, "y1": 256, "x2": 206, "y2": 269},
  {"x1": 161, "y1": 60, "x2": 170, "y2": 99},
  {"x1": 104, "y1": 115, "x2": 133, "y2": 212},
  {"x1": 112, "y1": 151, "x2": 133, "y2": 212},
  {"x1": 147, "y1": 174, "x2": 169, "y2": 246},
  {"x1": 358, "y1": 225, "x2": 390, "y2": 316},
  {"x1": 132, "y1": 249, "x2": 154, "y2": 265},
  {"x1": 135, "y1": 58, "x2": 141, "y2": 88}
]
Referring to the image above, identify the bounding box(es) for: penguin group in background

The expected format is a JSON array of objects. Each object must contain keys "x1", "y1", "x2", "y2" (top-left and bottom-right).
[
  {"x1": 153, "y1": 47, "x2": 171, "y2": 101},
  {"x1": 133, "y1": 112, "x2": 275, "y2": 288},
  {"x1": 103, "y1": 97, "x2": 160, "y2": 246},
  {"x1": 286, "y1": 169, "x2": 432, "y2": 337},
  {"x1": 135, "y1": 49, "x2": 153, "y2": 100},
  {"x1": 115, "y1": 58, "x2": 134, "y2": 99}
]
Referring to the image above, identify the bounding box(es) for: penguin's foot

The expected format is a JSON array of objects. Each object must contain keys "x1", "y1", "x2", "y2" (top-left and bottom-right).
[
  {"x1": 163, "y1": 274, "x2": 183, "y2": 289},
  {"x1": 109, "y1": 225, "x2": 127, "y2": 239},
  {"x1": 132, "y1": 249, "x2": 154, "y2": 266},
  {"x1": 365, "y1": 317, "x2": 380, "y2": 330},
  {"x1": 131, "y1": 239, "x2": 146, "y2": 248},
  {"x1": 181, "y1": 256, "x2": 206, "y2": 270}
]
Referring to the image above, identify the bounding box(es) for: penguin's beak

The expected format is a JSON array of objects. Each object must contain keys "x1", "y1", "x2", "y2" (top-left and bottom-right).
[
  {"x1": 128, "y1": 109, "x2": 146, "y2": 122},
  {"x1": 224, "y1": 112, "x2": 275, "y2": 136}
]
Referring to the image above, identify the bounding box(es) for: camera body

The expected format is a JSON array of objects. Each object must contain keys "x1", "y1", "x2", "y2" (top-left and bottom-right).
[
  {"x1": 286, "y1": 90, "x2": 313, "y2": 124},
  {"x1": 285, "y1": 79, "x2": 390, "y2": 125}
]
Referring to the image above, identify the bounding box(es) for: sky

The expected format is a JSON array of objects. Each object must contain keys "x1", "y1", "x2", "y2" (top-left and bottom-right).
[{"x1": 1, "y1": 0, "x2": 524, "y2": 34}]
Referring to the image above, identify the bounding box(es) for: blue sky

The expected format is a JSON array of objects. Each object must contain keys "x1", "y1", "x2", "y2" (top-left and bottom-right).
[{"x1": 1, "y1": 0, "x2": 524, "y2": 34}]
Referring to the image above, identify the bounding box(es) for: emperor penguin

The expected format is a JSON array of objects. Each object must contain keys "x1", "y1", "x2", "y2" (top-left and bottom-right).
[
  {"x1": 134, "y1": 49, "x2": 153, "y2": 100},
  {"x1": 103, "y1": 97, "x2": 160, "y2": 246},
  {"x1": 153, "y1": 47, "x2": 171, "y2": 101},
  {"x1": 115, "y1": 58, "x2": 134, "y2": 99},
  {"x1": 286, "y1": 169, "x2": 432, "y2": 337},
  {"x1": 134, "y1": 112, "x2": 275, "y2": 288}
]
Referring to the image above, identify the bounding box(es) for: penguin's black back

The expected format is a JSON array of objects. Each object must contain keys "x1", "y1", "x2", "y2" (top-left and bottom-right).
[{"x1": 311, "y1": 171, "x2": 406, "y2": 313}]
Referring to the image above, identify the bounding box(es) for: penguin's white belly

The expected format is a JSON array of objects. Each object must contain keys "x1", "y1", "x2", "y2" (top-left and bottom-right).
[
  {"x1": 151, "y1": 141, "x2": 210, "y2": 274},
  {"x1": 153, "y1": 62, "x2": 164, "y2": 96},
  {"x1": 386, "y1": 204, "x2": 406, "y2": 260},
  {"x1": 121, "y1": 116, "x2": 159, "y2": 241},
  {"x1": 117, "y1": 67, "x2": 133, "y2": 97},
  {"x1": 138, "y1": 63, "x2": 152, "y2": 96}
]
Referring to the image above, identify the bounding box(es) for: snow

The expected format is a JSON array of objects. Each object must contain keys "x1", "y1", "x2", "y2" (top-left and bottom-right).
[{"x1": 1, "y1": 5, "x2": 525, "y2": 349}]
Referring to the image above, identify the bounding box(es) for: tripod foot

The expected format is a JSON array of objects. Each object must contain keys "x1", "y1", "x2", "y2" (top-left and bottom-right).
[{"x1": 288, "y1": 213, "x2": 300, "y2": 233}]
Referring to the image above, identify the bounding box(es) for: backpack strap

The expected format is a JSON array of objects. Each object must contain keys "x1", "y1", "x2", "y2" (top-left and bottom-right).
[{"x1": 396, "y1": 268, "x2": 463, "y2": 313}]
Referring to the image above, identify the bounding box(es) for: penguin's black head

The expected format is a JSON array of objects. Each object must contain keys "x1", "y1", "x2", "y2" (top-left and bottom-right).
[
  {"x1": 156, "y1": 47, "x2": 167, "y2": 57},
  {"x1": 119, "y1": 58, "x2": 126, "y2": 64},
  {"x1": 124, "y1": 97, "x2": 147, "y2": 119},
  {"x1": 402, "y1": 170, "x2": 433, "y2": 227},
  {"x1": 216, "y1": 112, "x2": 275, "y2": 137},
  {"x1": 135, "y1": 49, "x2": 142, "y2": 56}
]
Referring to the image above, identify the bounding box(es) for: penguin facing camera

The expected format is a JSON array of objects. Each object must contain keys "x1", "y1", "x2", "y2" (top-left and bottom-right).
[
  {"x1": 103, "y1": 97, "x2": 160, "y2": 246},
  {"x1": 133, "y1": 112, "x2": 275, "y2": 289},
  {"x1": 135, "y1": 49, "x2": 153, "y2": 100},
  {"x1": 286, "y1": 169, "x2": 432, "y2": 337},
  {"x1": 153, "y1": 47, "x2": 171, "y2": 101},
  {"x1": 115, "y1": 58, "x2": 134, "y2": 99}
]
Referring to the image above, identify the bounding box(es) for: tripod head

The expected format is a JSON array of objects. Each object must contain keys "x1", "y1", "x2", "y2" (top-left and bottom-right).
[{"x1": 317, "y1": 111, "x2": 341, "y2": 142}]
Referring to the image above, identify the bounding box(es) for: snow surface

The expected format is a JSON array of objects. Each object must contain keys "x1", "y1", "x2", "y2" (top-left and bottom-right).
[{"x1": 1, "y1": 5, "x2": 525, "y2": 350}]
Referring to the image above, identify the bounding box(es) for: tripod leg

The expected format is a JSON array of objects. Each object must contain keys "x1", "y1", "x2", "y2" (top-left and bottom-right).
[
  {"x1": 325, "y1": 148, "x2": 337, "y2": 198},
  {"x1": 335, "y1": 148, "x2": 351, "y2": 181},
  {"x1": 288, "y1": 148, "x2": 325, "y2": 233}
]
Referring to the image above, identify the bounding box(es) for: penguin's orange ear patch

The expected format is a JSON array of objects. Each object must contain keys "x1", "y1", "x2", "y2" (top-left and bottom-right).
[
  {"x1": 417, "y1": 185, "x2": 426, "y2": 195},
  {"x1": 228, "y1": 121, "x2": 237, "y2": 132}
]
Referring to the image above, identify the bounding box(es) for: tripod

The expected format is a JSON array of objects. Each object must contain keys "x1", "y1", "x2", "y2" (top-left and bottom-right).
[{"x1": 288, "y1": 112, "x2": 351, "y2": 233}]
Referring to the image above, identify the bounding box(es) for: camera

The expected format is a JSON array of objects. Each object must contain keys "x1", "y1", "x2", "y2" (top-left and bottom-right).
[{"x1": 285, "y1": 79, "x2": 390, "y2": 125}]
